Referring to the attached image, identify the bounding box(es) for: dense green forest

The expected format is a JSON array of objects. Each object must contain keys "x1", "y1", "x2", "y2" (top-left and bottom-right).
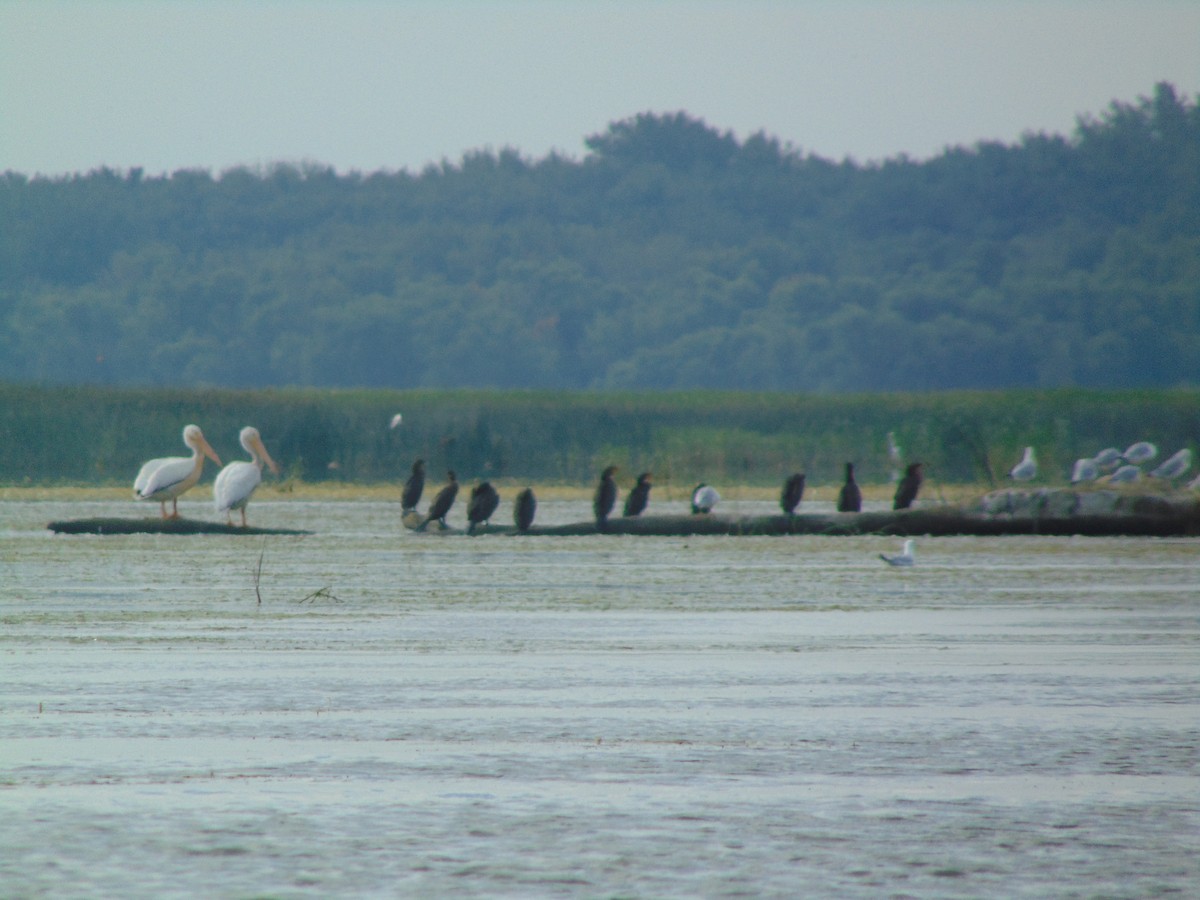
[
  {"x1": 1, "y1": 83, "x2": 1198, "y2": 392},
  {"x1": 2, "y1": 384, "x2": 1196, "y2": 488}
]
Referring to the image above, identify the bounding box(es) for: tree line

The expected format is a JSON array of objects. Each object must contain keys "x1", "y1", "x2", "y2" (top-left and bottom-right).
[{"x1": 1, "y1": 82, "x2": 1197, "y2": 393}]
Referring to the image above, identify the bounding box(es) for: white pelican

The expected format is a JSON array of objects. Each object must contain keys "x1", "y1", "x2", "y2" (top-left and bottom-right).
[
  {"x1": 691, "y1": 483, "x2": 720, "y2": 514},
  {"x1": 213, "y1": 426, "x2": 280, "y2": 526},
  {"x1": 1150, "y1": 448, "x2": 1192, "y2": 481},
  {"x1": 134, "y1": 424, "x2": 222, "y2": 518},
  {"x1": 1008, "y1": 447, "x2": 1037, "y2": 481},
  {"x1": 1070, "y1": 458, "x2": 1099, "y2": 484},
  {"x1": 1122, "y1": 441, "x2": 1158, "y2": 465},
  {"x1": 879, "y1": 539, "x2": 915, "y2": 567}
]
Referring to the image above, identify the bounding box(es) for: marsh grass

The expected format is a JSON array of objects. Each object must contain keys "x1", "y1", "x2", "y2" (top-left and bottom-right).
[{"x1": 3, "y1": 383, "x2": 1197, "y2": 489}]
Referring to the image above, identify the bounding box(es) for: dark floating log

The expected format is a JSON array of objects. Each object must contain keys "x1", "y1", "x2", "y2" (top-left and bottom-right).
[
  {"x1": 48, "y1": 517, "x2": 312, "y2": 536},
  {"x1": 403, "y1": 490, "x2": 1200, "y2": 538}
]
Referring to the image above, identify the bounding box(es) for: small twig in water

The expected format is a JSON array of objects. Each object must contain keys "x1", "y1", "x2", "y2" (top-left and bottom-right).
[
  {"x1": 298, "y1": 586, "x2": 342, "y2": 604},
  {"x1": 252, "y1": 542, "x2": 266, "y2": 605}
]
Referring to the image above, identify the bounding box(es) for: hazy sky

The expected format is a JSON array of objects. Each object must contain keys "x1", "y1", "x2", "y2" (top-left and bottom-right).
[{"x1": 3, "y1": 1, "x2": 1198, "y2": 177}]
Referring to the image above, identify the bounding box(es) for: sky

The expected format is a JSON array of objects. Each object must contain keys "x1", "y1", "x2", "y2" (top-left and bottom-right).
[{"x1": 2, "y1": 1, "x2": 1198, "y2": 178}]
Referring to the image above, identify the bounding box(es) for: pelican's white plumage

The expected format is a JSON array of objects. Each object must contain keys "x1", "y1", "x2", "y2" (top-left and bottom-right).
[
  {"x1": 1009, "y1": 446, "x2": 1037, "y2": 481},
  {"x1": 1150, "y1": 448, "x2": 1191, "y2": 481},
  {"x1": 880, "y1": 539, "x2": 915, "y2": 567},
  {"x1": 1123, "y1": 441, "x2": 1158, "y2": 465},
  {"x1": 214, "y1": 426, "x2": 280, "y2": 526},
  {"x1": 135, "y1": 424, "x2": 222, "y2": 518}
]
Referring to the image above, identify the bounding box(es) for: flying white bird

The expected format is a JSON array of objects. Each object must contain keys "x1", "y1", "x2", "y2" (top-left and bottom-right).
[
  {"x1": 134, "y1": 424, "x2": 222, "y2": 519},
  {"x1": 880, "y1": 539, "x2": 915, "y2": 567},
  {"x1": 1150, "y1": 448, "x2": 1191, "y2": 480},
  {"x1": 1070, "y1": 458, "x2": 1100, "y2": 484},
  {"x1": 1008, "y1": 447, "x2": 1037, "y2": 481},
  {"x1": 389, "y1": 413, "x2": 404, "y2": 429},
  {"x1": 1123, "y1": 441, "x2": 1158, "y2": 465},
  {"x1": 213, "y1": 426, "x2": 280, "y2": 527}
]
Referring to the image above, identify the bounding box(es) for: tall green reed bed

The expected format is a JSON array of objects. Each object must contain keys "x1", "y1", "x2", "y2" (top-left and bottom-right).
[{"x1": 2, "y1": 383, "x2": 1197, "y2": 489}]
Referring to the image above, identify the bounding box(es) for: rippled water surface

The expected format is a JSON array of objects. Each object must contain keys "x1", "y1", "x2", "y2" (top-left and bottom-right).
[{"x1": 3, "y1": 496, "x2": 1199, "y2": 898}]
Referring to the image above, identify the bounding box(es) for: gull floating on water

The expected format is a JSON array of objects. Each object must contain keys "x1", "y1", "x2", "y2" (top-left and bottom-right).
[
  {"x1": 389, "y1": 413, "x2": 404, "y2": 429},
  {"x1": 1008, "y1": 447, "x2": 1037, "y2": 481},
  {"x1": 1150, "y1": 448, "x2": 1192, "y2": 480},
  {"x1": 879, "y1": 539, "x2": 915, "y2": 567},
  {"x1": 1122, "y1": 441, "x2": 1158, "y2": 465}
]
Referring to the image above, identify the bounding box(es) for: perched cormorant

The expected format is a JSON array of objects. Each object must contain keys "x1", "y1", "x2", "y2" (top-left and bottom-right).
[
  {"x1": 1008, "y1": 447, "x2": 1037, "y2": 481},
  {"x1": 514, "y1": 487, "x2": 537, "y2": 532},
  {"x1": 892, "y1": 462, "x2": 923, "y2": 510},
  {"x1": 420, "y1": 470, "x2": 458, "y2": 530},
  {"x1": 593, "y1": 465, "x2": 619, "y2": 528},
  {"x1": 837, "y1": 463, "x2": 862, "y2": 512},
  {"x1": 466, "y1": 481, "x2": 500, "y2": 534},
  {"x1": 780, "y1": 473, "x2": 806, "y2": 515},
  {"x1": 401, "y1": 458, "x2": 425, "y2": 511},
  {"x1": 623, "y1": 472, "x2": 652, "y2": 517},
  {"x1": 691, "y1": 483, "x2": 720, "y2": 514}
]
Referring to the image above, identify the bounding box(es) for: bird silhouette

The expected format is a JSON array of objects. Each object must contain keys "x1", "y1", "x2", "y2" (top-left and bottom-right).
[
  {"x1": 623, "y1": 472, "x2": 652, "y2": 517},
  {"x1": 401, "y1": 458, "x2": 425, "y2": 511},
  {"x1": 781, "y1": 473, "x2": 806, "y2": 515},
  {"x1": 419, "y1": 470, "x2": 458, "y2": 530},
  {"x1": 892, "y1": 462, "x2": 923, "y2": 510},
  {"x1": 837, "y1": 463, "x2": 862, "y2": 512},
  {"x1": 466, "y1": 481, "x2": 500, "y2": 534},
  {"x1": 513, "y1": 487, "x2": 537, "y2": 532},
  {"x1": 593, "y1": 465, "x2": 619, "y2": 529}
]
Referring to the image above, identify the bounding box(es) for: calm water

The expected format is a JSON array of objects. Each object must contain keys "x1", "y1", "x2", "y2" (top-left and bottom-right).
[{"x1": 2, "y1": 496, "x2": 1198, "y2": 898}]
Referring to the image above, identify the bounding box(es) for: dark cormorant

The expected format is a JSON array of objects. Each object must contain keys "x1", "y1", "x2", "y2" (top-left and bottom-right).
[
  {"x1": 691, "y1": 483, "x2": 720, "y2": 514},
  {"x1": 892, "y1": 462, "x2": 924, "y2": 510},
  {"x1": 837, "y1": 463, "x2": 862, "y2": 512},
  {"x1": 623, "y1": 472, "x2": 652, "y2": 517},
  {"x1": 466, "y1": 481, "x2": 500, "y2": 534},
  {"x1": 781, "y1": 473, "x2": 806, "y2": 515},
  {"x1": 514, "y1": 487, "x2": 537, "y2": 532},
  {"x1": 593, "y1": 465, "x2": 619, "y2": 529},
  {"x1": 420, "y1": 470, "x2": 458, "y2": 530},
  {"x1": 401, "y1": 458, "x2": 425, "y2": 511}
]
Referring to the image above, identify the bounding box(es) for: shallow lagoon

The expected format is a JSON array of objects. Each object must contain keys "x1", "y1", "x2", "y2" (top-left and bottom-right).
[{"x1": 2, "y1": 495, "x2": 1198, "y2": 897}]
